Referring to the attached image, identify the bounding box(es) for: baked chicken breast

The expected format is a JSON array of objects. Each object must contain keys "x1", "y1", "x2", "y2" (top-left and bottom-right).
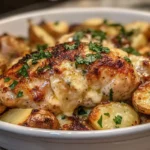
[{"x1": 0, "y1": 42, "x2": 140, "y2": 115}]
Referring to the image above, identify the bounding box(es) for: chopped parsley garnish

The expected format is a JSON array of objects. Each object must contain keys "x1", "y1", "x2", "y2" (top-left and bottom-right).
[
  {"x1": 89, "y1": 42, "x2": 110, "y2": 53},
  {"x1": 109, "y1": 88, "x2": 113, "y2": 101},
  {"x1": 54, "y1": 21, "x2": 59, "y2": 26},
  {"x1": 64, "y1": 41, "x2": 80, "y2": 50},
  {"x1": 4, "y1": 77, "x2": 10, "y2": 82},
  {"x1": 31, "y1": 45, "x2": 52, "y2": 65},
  {"x1": 109, "y1": 23, "x2": 124, "y2": 28},
  {"x1": 9, "y1": 80, "x2": 18, "y2": 90},
  {"x1": 104, "y1": 113, "x2": 110, "y2": 117},
  {"x1": 18, "y1": 63, "x2": 29, "y2": 77},
  {"x1": 73, "y1": 31, "x2": 84, "y2": 41},
  {"x1": 123, "y1": 47, "x2": 140, "y2": 56},
  {"x1": 32, "y1": 59, "x2": 38, "y2": 65},
  {"x1": 37, "y1": 44, "x2": 48, "y2": 51},
  {"x1": 113, "y1": 115, "x2": 122, "y2": 125},
  {"x1": 124, "y1": 56, "x2": 132, "y2": 64},
  {"x1": 76, "y1": 53, "x2": 101, "y2": 66},
  {"x1": 90, "y1": 30, "x2": 106, "y2": 42},
  {"x1": 37, "y1": 65, "x2": 51, "y2": 73},
  {"x1": 97, "y1": 115, "x2": 103, "y2": 128},
  {"x1": 77, "y1": 106, "x2": 87, "y2": 115},
  {"x1": 17, "y1": 91, "x2": 23, "y2": 98},
  {"x1": 103, "y1": 19, "x2": 108, "y2": 25},
  {"x1": 61, "y1": 115, "x2": 66, "y2": 120}
]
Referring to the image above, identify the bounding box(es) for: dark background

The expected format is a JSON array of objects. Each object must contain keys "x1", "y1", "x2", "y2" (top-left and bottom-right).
[{"x1": 0, "y1": 0, "x2": 150, "y2": 16}]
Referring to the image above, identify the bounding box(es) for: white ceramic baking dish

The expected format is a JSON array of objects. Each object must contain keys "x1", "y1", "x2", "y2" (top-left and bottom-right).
[{"x1": 0, "y1": 7, "x2": 150, "y2": 150}]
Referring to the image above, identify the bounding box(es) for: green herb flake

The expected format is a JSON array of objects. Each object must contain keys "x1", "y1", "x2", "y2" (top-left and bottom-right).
[
  {"x1": 4, "y1": 77, "x2": 10, "y2": 82},
  {"x1": 44, "y1": 51, "x2": 52, "y2": 58},
  {"x1": 109, "y1": 23, "x2": 124, "y2": 28},
  {"x1": 76, "y1": 53, "x2": 101, "y2": 66},
  {"x1": 103, "y1": 19, "x2": 108, "y2": 25},
  {"x1": 37, "y1": 65, "x2": 51, "y2": 73},
  {"x1": 18, "y1": 64, "x2": 29, "y2": 77},
  {"x1": 17, "y1": 91, "x2": 23, "y2": 98},
  {"x1": 61, "y1": 115, "x2": 66, "y2": 120},
  {"x1": 89, "y1": 42, "x2": 110, "y2": 53},
  {"x1": 9, "y1": 80, "x2": 18, "y2": 90},
  {"x1": 97, "y1": 115, "x2": 103, "y2": 128},
  {"x1": 109, "y1": 88, "x2": 113, "y2": 101},
  {"x1": 91, "y1": 30, "x2": 106, "y2": 42},
  {"x1": 123, "y1": 47, "x2": 140, "y2": 56},
  {"x1": 73, "y1": 31, "x2": 84, "y2": 41},
  {"x1": 54, "y1": 21, "x2": 59, "y2": 26},
  {"x1": 32, "y1": 59, "x2": 38, "y2": 65},
  {"x1": 78, "y1": 106, "x2": 87, "y2": 115},
  {"x1": 64, "y1": 42, "x2": 79, "y2": 50},
  {"x1": 31, "y1": 45, "x2": 52, "y2": 65},
  {"x1": 37, "y1": 44, "x2": 48, "y2": 51},
  {"x1": 113, "y1": 115, "x2": 122, "y2": 125},
  {"x1": 124, "y1": 56, "x2": 132, "y2": 64},
  {"x1": 104, "y1": 113, "x2": 110, "y2": 117}
]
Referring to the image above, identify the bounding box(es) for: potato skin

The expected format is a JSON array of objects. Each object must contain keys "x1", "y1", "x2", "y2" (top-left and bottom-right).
[
  {"x1": 25, "y1": 109, "x2": 59, "y2": 129},
  {"x1": 0, "y1": 104, "x2": 6, "y2": 114},
  {"x1": 29, "y1": 21, "x2": 55, "y2": 47},
  {"x1": 133, "y1": 81, "x2": 150, "y2": 115},
  {"x1": 57, "y1": 114, "x2": 92, "y2": 131},
  {"x1": 41, "y1": 21, "x2": 69, "y2": 38},
  {"x1": 88, "y1": 102, "x2": 139, "y2": 130}
]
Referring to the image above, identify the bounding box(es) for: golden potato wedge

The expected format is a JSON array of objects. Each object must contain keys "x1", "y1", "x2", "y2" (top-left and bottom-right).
[
  {"x1": 131, "y1": 34, "x2": 148, "y2": 49},
  {"x1": 41, "y1": 21, "x2": 69, "y2": 38},
  {"x1": 0, "y1": 109, "x2": 59, "y2": 129},
  {"x1": 58, "y1": 33, "x2": 74, "y2": 44},
  {"x1": 132, "y1": 81, "x2": 150, "y2": 115},
  {"x1": 0, "y1": 53, "x2": 8, "y2": 74},
  {"x1": 29, "y1": 21, "x2": 55, "y2": 47},
  {"x1": 89, "y1": 102, "x2": 139, "y2": 130},
  {"x1": 125, "y1": 21, "x2": 150, "y2": 36},
  {"x1": 82, "y1": 18, "x2": 104, "y2": 28},
  {"x1": 0, "y1": 108, "x2": 32, "y2": 125}
]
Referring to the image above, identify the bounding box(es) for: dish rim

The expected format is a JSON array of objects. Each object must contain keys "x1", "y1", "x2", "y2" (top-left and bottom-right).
[
  {"x1": 0, "y1": 7, "x2": 150, "y2": 140},
  {"x1": 0, "y1": 7, "x2": 150, "y2": 24}
]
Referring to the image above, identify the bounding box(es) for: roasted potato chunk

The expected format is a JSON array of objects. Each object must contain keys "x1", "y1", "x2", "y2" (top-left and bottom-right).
[
  {"x1": 41, "y1": 21, "x2": 69, "y2": 38},
  {"x1": 29, "y1": 21, "x2": 55, "y2": 47},
  {"x1": 0, "y1": 109, "x2": 59, "y2": 129},
  {"x1": 89, "y1": 102, "x2": 139, "y2": 130},
  {"x1": 125, "y1": 21, "x2": 150, "y2": 36},
  {"x1": 133, "y1": 81, "x2": 150, "y2": 115},
  {"x1": 83, "y1": 18, "x2": 104, "y2": 28},
  {"x1": 0, "y1": 108, "x2": 32, "y2": 125},
  {"x1": 57, "y1": 114, "x2": 92, "y2": 130},
  {"x1": 26, "y1": 109, "x2": 59, "y2": 129}
]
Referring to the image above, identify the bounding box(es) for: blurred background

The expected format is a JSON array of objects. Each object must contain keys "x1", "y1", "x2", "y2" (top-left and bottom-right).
[{"x1": 0, "y1": 0, "x2": 150, "y2": 18}]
